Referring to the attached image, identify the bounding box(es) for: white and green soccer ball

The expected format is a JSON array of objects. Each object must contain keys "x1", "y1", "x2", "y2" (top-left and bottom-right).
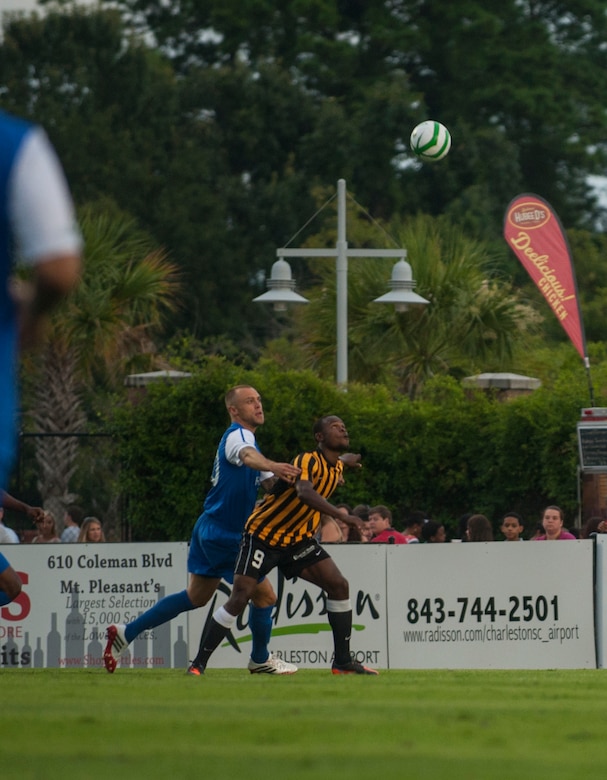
[{"x1": 410, "y1": 120, "x2": 451, "y2": 161}]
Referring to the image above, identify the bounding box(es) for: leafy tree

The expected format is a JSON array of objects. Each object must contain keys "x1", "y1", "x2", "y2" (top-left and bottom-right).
[
  {"x1": 0, "y1": 7, "x2": 178, "y2": 205},
  {"x1": 100, "y1": 0, "x2": 607, "y2": 230},
  {"x1": 369, "y1": 1, "x2": 607, "y2": 229},
  {"x1": 0, "y1": 7, "x2": 239, "y2": 340},
  {"x1": 5, "y1": 1, "x2": 607, "y2": 356},
  {"x1": 111, "y1": 356, "x2": 607, "y2": 541},
  {"x1": 260, "y1": 208, "x2": 539, "y2": 396},
  {"x1": 112, "y1": 358, "x2": 243, "y2": 541},
  {"x1": 21, "y1": 203, "x2": 180, "y2": 534}
]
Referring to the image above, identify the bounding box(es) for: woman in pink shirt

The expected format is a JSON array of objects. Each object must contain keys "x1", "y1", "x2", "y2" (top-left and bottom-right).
[{"x1": 533, "y1": 506, "x2": 576, "y2": 540}]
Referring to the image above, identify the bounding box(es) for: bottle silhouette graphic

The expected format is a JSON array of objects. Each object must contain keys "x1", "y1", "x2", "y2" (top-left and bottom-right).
[
  {"x1": 152, "y1": 586, "x2": 171, "y2": 668},
  {"x1": 86, "y1": 635, "x2": 103, "y2": 669},
  {"x1": 133, "y1": 618, "x2": 148, "y2": 669},
  {"x1": 47, "y1": 612, "x2": 61, "y2": 668},
  {"x1": 2, "y1": 635, "x2": 19, "y2": 667},
  {"x1": 22, "y1": 631, "x2": 32, "y2": 667},
  {"x1": 65, "y1": 599, "x2": 85, "y2": 667},
  {"x1": 33, "y1": 637, "x2": 44, "y2": 668},
  {"x1": 173, "y1": 625, "x2": 188, "y2": 668}
]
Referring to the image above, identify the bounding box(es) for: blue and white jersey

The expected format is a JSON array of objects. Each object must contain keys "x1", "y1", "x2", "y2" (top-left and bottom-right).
[
  {"x1": 201, "y1": 422, "x2": 273, "y2": 535},
  {"x1": 0, "y1": 111, "x2": 81, "y2": 490}
]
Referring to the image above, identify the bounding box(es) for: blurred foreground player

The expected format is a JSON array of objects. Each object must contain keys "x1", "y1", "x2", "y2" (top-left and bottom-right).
[{"x1": 0, "y1": 109, "x2": 81, "y2": 606}]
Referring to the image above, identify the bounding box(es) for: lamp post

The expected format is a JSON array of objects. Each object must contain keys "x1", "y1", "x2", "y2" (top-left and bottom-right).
[{"x1": 253, "y1": 179, "x2": 429, "y2": 385}]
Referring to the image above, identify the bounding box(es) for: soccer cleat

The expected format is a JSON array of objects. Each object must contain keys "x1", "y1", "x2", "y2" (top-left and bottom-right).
[
  {"x1": 186, "y1": 662, "x2": 204, "y2": 677},
  {"x1": 331, "y1": 660, "x2": 379, "y2": 675},
  {"x1": 103, "y1": 624, "x2": 128, "y2": 673},
  {"x1": 247, "y1": 653, "x2": 298, "y2": 675}
]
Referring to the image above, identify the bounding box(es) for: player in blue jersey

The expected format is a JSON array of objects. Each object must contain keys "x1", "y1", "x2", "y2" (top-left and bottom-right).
[
  {"x1": 103, "y1": 385, "x2": 301, "y2": 674},
  {"x1": 0, "y1": 552, "x2": 22, "y2": 606},
  {"x1": 188, "y1": 415, "x2": 377, "y2": 676},
  {"x1": 0, "y1": 110, "x2": 81, "y2": 608}
]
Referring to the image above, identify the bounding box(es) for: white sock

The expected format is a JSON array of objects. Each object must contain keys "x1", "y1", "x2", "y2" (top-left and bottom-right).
[
  {"x1": 326, "y1": 598, "x2": 352, "y2": 613},
  {"x1": 213, "y1": 605, "x2": 237, "y2": 629}
]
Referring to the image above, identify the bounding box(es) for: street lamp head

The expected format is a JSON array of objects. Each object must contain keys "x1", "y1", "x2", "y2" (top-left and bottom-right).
[
  {"x1": 252, "y1": 257, "x2": 310, "y2": 311},
  {"x1": 372, "y1": 258, "x2": 430, "y2": 312}
]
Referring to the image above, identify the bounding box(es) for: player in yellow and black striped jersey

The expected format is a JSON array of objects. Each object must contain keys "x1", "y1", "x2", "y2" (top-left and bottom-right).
[
  {"x1": 188, "y1": 415, "x2": 379, "y2": 675},
  {"x1": 245, "y1": 446, "x2": 344, "y2": 546}
]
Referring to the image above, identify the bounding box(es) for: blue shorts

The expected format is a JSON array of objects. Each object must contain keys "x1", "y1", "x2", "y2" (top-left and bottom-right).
[
  {"x1": 0, "y1": 552, "x2": 10, "y2": 575},
  {"x1": 187, "y1": 514, "x2": 242, "y2": 583}
]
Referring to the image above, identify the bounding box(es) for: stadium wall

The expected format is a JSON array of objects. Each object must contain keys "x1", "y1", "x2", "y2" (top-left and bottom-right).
[{"x1": 0, "y1": 540, "x2": 598, "y2": 670}]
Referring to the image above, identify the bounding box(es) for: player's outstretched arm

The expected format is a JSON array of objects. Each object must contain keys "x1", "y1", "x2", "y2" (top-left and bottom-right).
[
  {"x1": 239, "y1": 446, "x2": 301, "y2": 483},
  {"x1": 338, "y1": 453, "x2": 362, "y2": 470},
  {"x1": 2, "y1": 491, "x2": 45, "y2": 521},
  {"x1": 295, "y1": 480, "x2": 364, "y2": 533}
]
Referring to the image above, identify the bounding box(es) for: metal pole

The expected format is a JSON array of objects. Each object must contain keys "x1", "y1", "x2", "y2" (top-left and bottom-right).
[
  {"x1": 336, "y1": 179, "x2": 348, "y2": 385},
  {"x1": 584, "y1": 356, "x2": 595, "y2": 408}
]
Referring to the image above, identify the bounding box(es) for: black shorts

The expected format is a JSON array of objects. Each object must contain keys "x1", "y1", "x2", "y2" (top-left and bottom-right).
[{"x1": 235, "y1": 534, "x2": 331, "y2": 581}]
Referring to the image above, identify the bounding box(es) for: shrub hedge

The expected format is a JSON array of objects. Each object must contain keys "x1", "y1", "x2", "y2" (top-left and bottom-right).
[{"x1": 111, "y1": 356, "x2": 605, "y2": 540}]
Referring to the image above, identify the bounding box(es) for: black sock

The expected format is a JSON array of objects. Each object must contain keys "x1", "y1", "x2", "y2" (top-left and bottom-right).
[
  {"x1": 192, "y1": 618, "x2": 230, "y2": 668},
  {"x1": 327, "y1": 609, "x2": 353, "y2": 666}
]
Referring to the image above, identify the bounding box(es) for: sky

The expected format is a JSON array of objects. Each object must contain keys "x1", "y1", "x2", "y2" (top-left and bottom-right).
[
  {"x1": 1, "y1": 0, "x2": 95, "y2": 15},
  {"x1": 2, "y1": 0, "x2": 48, "y2": 13}
]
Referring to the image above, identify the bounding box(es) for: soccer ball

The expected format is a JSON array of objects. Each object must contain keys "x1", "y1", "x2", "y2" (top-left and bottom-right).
[{"x1": 410, "y1": 120, "x2": 451, "y2": 161}]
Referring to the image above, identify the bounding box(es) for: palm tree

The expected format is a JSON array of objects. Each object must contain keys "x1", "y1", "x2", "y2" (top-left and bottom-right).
[
  {"x1": 22, "y1": 204, "x2": 180, "y2": 533},
  {"x1": 290, "y1": 213, "x2": 539, "y2": 396}
]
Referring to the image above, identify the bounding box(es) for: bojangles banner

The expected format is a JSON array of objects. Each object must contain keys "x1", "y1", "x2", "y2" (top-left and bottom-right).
[{"x1": 503, "y1": 193, "x2": 587, "y2": 360}]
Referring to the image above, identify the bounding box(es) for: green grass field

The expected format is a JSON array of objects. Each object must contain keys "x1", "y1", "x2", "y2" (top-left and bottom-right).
[{"x1": 3, "y1": 668, "x2": 607, "y2": 779}]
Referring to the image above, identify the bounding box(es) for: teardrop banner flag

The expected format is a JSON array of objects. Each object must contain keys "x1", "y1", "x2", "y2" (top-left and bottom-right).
[{"x1": 503, "y1": 193, "x2": 587, "y2": 361}]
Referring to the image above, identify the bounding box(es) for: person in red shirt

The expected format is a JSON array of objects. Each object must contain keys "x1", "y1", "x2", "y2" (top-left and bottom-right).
[
  {"x1": 368, "y1": 505, "x2": 408, "y2": 544},
  {"x1": 533, "y1": 506, "x2": 576, "y2": 541}
]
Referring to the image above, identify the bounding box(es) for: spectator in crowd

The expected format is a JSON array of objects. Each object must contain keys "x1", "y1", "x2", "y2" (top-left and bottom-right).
[
  {"x1": 334, "y1": 503, "x2": 363, "y2": 542},
  {"x1": 401, "y1": 511, "x2": 426, "y2": 543},
  {"x1": 78, "y1": 516, "x2": 106, "y2": 543},
  {"x1": 359, "y1": 521, "x2": 374, "y2": 542},
  {"x1": 533, "y1": 506, "x2": 576, "y2": 541},
  {"x1": 351, "y1": 504, "x2": 370, "y2": 521},
  {"x1": 455, "y1": 512, "x2": 473, "y2": 542},
  {"x1": 0, "y1": 506, "x2": 19, "y2": 544},
  {"x1": 529, "y1": 523, "x2": 545, "y2": 540},
  {"x1": 319, "y1": 512, "x2": 346, "y2": 543},
  {"x1": 581, "y1": 516, "x2": 607, "y2": 538},
  {"x1": 500, "y1": 512, "x2": 525, "y2": 541},
  {"x1": 339, "y1": 518, "x2": 363, "y2": 541},
  {"x1": 335, "y1": 503, "x2": 351, "y2": 515},
  {"x1": 31, "y1": 512, "x2": 60, "y2": 543},
  {"x1": 61, "y1": 504, "x2": 84, "y2": 543},
  {"x1": 466, "y1": 514, "x2": 494, "y2": 542},
  {"x1": 421, "y1": 520, "x2": 447, "y2": 543},
  {"x1": 319, "y1": 504, "x2": 363, "y2": 542},
  {"x1": 368, "y1": 505, "x2": 408, "y2": 544},
  {"x1": 350, "y1": 504, "x2": 372, "y2": 541}
]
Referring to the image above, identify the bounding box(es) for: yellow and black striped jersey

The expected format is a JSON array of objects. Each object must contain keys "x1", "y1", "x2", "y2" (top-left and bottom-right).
[{"x1": 245, "y1": 448, "x2": 344, "y2": 547}]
